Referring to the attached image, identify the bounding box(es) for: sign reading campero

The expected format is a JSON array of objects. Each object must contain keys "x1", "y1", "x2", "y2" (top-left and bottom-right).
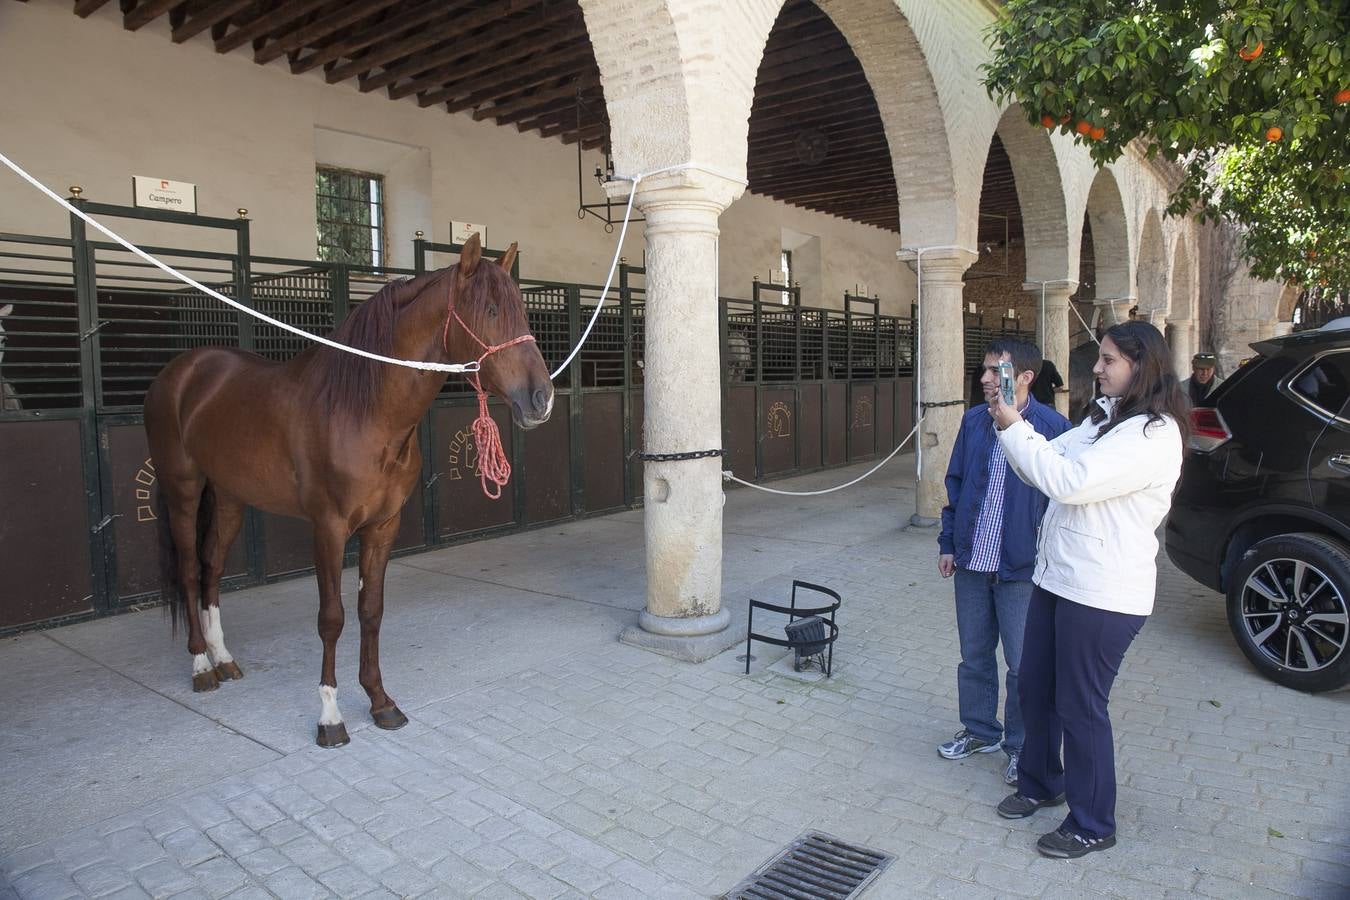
[{"x1": 132, "y1": 176, "x2": 197, "y2": 214}]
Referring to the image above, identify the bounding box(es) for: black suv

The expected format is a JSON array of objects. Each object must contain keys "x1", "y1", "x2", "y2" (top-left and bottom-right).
[{"x1": 1165, "y1": 318, "x2": 1350, "y2": 692}]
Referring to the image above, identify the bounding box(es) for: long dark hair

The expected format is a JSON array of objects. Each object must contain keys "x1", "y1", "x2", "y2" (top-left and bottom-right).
[{"x1": 1090, "y1": 321, "x2": 1191, "y2": 444}]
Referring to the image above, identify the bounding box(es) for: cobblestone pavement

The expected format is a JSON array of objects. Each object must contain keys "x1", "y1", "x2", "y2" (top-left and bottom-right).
[{"x1": 2, "y1": 459, "x2": 1347, "y2": 899}]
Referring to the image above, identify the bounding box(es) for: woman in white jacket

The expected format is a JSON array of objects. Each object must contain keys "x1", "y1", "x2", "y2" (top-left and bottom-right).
[{"x1": 987, "y1": 321, "x2": 1189, "y2": 859}]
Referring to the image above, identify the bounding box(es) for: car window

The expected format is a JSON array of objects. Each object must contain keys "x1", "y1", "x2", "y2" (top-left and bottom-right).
[{"x1": 1290, "y1": 350, "x2": 1350, "y2": 420}]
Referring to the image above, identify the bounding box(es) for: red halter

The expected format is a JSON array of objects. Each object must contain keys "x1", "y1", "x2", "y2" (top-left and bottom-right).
[{"x1": 442, "y1": 293, "x2": 537, "y2": 500}]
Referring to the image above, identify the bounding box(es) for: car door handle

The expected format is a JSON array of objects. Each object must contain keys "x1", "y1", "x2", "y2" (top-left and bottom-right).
[{"x1": 1330, "y1": 454, "x2": 1350, "y2": 475}]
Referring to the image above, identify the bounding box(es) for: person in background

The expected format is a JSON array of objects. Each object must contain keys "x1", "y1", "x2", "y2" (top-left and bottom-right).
[
  {"x1": 987, "y1": 321, "x2": 1188, "y2": 859},
  {"x1": 938, "y1": 340, "x2": 1071, "y2": 786},
  {"x1": 1181, "y1": 352, "x2": 1224, "y2": 404},
  {"x1": 1030, "y1": 357, "x2": 1066, "y2": 406}
]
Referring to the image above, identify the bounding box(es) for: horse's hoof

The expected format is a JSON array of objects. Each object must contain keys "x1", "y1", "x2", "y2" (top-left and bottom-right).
[
  {"x1": 192, "y1": 671, "x2": 219, "y2": 693},
  {"x1": 316, "y1": 723, "x2": 350, "y2": 748},
  {"x1": 214, "y1": 661, "x2": 244, "y2": 681},
  {"x1": 372, "y1": 705, "x2": 408, "y2": 730}
]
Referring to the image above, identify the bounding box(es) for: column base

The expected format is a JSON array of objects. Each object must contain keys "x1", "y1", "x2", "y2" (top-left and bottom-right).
[
  {"x1": 908, "y1": 514, "x2": 940, "y2": 528},
  {"x1": 619, "y1": 607, "x2": 742, "y2": 663}
]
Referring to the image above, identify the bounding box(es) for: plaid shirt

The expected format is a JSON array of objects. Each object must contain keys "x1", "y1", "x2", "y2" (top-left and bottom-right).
[{"x1": 967, "y1": 437, "x2": 1007, "y2": 573}]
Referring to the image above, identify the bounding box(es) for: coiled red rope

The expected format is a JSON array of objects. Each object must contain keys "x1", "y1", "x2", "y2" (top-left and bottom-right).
[{"x1": 443, "y1": 299, "x2": 536, "y2": 499}]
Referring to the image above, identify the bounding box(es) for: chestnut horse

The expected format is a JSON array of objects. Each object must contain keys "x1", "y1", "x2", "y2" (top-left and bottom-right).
[{"x1": 146, "y1": 235, "x2": 553, "y2": 747}]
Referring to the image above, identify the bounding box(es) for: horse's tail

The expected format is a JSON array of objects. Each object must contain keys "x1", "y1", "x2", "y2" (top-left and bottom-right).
[{"x1": 156, "y1": 481, "x2": 216, "y2": 635}]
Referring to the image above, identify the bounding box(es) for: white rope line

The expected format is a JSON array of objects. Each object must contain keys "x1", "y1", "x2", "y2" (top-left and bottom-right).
[
  {"x1": 549, "y1": 161, "x2": 748, "y2": 381},
  {"x1": 550, "y1": 183, "x2": 638, "y2": 380},
  {"x1": 1068, "y1": 294, "x2": 1103, "y2": 346},
  {"x1": 3, "y1": 151, "x2": 750, "y2": 382},
  {"x1": 0, "y1": 150, "x2": 482, "y2": 373},
  {"x1": 721, "y1": 417, "x2": 921, "y2": 496}
]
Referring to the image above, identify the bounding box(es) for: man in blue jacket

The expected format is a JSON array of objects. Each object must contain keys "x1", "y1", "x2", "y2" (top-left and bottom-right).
[{"x1": 938, "y1": 339, "x2": 1071, "y2": 785}]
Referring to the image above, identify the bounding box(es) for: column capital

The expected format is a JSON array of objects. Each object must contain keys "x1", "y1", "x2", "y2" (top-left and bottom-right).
[
  {"x1": 1093, "y1": 295, "x2": 1136, "y2": 326},
  {"x1": 607, "y1": 165, "x2": 746, "y2": 216},
  {"x1": 896, "y1": 246, "x2": 979, "y2": 278},
  {"x1": 1022, "y1": 280, "x2": 1078, "y2": 299}
]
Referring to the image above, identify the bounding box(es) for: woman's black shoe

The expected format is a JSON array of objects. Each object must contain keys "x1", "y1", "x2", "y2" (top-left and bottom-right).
[
  {"x1": 1036, "y1": 828, "x2": 1117, "y2": 859},
  {"x1": 996, "y1": 792, "x2": 1066, "y2": 819}
]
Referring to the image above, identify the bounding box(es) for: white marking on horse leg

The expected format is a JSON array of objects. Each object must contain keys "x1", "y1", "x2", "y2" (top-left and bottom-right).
[
  {"x1": 199, "y1": 605, "x2": 234, "y2": 665},
  {"x1": 319, "y1": 685, "x2": 343, "y2": 726},
  {"x1": 191, "y1": 652, "x2": 212, "y2": 676}
]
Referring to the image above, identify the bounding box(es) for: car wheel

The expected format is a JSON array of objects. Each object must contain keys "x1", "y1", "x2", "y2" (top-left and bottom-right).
[{"x1": 1227, "y1": 533, "x2": 1350, "y2": 692}]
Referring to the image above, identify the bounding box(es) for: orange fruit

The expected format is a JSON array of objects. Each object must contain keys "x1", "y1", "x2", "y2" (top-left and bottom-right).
[
  {"x1": 1335, "y1": 88, "x2": 1350, "y2": 105},
  {"x1": 1265, "y1": 125, "x2": 1283, "y2": 142},
  {"x1": 1090, "y1": 126, "x2": 1106, "y2": 140},
  {"x1": 1238, "y1": 41, "x2": 1264, "y2": 61},
  {"x1": 1075, "y1": 120, "x2": 1092, "y2": 135},
  {"x1": 1041, "y1": 114, "x2": 1056, "y2": 128}
]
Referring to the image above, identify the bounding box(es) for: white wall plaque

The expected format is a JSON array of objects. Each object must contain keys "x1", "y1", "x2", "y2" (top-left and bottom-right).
[
  {"x1": 450, "y1": 221, "x2": 486, "y2": 247},
  {"x1": 132, "y1": 176, "x2": 197, "y2": 214}
]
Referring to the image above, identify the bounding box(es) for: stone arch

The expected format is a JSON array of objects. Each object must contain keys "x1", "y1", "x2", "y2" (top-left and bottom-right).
[
  {"x1": 1082, "y1": 168, "x2": 1131, "y2": 314},
  {"x1": 584, "y1": 0, "x2": 958, "y2": 240},
  {"x1": 577, "y1": 0, "x2": 695, "y2": 174},
  {"x1": 811, "y1": 0, "x2": 959, "y2": 245},
  {"x1": 993, "y1": 105, "x2": 1071, "y2": 282},
  {"x1": 1136, "y1": 208, "x2": 1167, "y2": 323}
]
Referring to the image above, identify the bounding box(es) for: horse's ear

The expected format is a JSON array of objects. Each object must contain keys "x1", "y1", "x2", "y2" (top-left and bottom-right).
[
  {"x1": 499, "y1": 242, "x2": 518, "y2": 274},
  {"x1": 459, "y1": 232, "x2": 482, "y2": 279}
]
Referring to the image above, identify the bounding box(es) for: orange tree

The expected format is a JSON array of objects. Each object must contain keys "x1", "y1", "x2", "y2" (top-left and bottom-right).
[{"x1": 982, "y1": 0, "x2": 1350, "y2": 289}]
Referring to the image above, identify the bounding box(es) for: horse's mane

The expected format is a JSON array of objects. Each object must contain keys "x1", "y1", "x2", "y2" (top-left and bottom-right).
[{"x1": 309, "y1": 269, "x2": 448, "y2": 421}]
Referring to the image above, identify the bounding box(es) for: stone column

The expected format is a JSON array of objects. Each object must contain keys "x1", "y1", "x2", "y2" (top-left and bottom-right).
[
  {"x1": 1025, "y1": 281, "x2": 1075, "y2": 418},
  {"x1": 618, "y1": 169, "x2": 744, "y2": 661},
  {"x1": 1166, "y1": 316, "x2": 1194, "y2": 375},
  {"x1": 1093, "y1": 296, "x2": 1134, "y2": 329},
  {"x1": 898, "y1": 248, "x2": 978, "y2": 525}
]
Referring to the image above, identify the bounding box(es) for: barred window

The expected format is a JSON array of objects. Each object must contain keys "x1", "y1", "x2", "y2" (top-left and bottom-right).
[{"x1": 315, "y1": 167, "x2": 384, "y2": 267}]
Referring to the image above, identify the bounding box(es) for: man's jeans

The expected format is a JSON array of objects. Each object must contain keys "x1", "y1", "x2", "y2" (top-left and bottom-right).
[{"x1": 953, "y1": 568, "x2": 1033, "y2": 755}]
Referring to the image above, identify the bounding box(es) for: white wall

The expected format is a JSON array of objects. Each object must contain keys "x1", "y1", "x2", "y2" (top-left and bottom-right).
[{"x1": 0, "y1": 2, "x2": 908, "y2": 312}]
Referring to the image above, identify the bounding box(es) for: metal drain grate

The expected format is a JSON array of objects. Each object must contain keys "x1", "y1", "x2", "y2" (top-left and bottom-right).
[{"x1": 724, "y1": 831, "x2": 894, "y2": 899}]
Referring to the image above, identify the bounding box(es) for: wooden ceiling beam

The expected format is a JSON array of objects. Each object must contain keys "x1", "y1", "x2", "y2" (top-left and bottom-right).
[
  {"x1": 753, "y1": 50, "x2": 859, "y2": 90},
  {"x1": 749, "y1": 89, "x2": 877, "y2": 126},
  {"x1": 288, "y1": 0, "x2": 467, "y2": 74},
  {"x1": 751, "y1": 168, "x2": 895, "y2": 195},
  {"x1": 171, "y1": 0, "x2": 252, "y2": 43},
  {"x1": 372, "y1": 11, "x2": 583, "y2": 95},
  {"x1": 212, "y1": 0, "x2": 325, "y2": 54},
  {"x1": 749, "y1": 119, "x2": 882, "y2": 146},
  {"x1": 515, "y1": 106, "x2": 579, "y2": 135},
  {"x1": 438, "y1": 47, "x2": 597, "y2": 111},
  {"x1": 750, "y1": 136, "x2": 891, "y2": 164},
  {"x1": 255, "y1": 0, "x2": 403, "y2": 66},
  {"x1": 324, "y1": 0, "x2": 542, "y2": 86},
  {"x1": 754, "y1": 68, "x2": 871, "y2": 104},
  {"x1": 123, "y1": 0, "x2": 183, "y2": 31},
  {"x1": 74, "y1": 0, "x2": 113, "y2": 17},
  {"x1": 540, "y1": 119, "x2": 606, "y2": 141},
  {"x1": 756, "y1": 177, "x2": 896, "y2": 198},
  {"x1": 474, "y1": 74, "x2": 596, "y2": 125}
]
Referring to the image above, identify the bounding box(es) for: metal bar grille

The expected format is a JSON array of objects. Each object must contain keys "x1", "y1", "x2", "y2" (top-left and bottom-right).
[
  {"x1": 91, "y1": 246, "x2": 240, "y2": 411},
  {"x1": 725, "y1": 832, "x2": 894, "y2": 900},
  {"x1": 0, "y1": 235, "x2": 82, "y2": 412}
]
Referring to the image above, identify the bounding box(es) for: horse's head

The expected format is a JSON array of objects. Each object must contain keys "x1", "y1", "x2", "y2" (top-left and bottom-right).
[{"x1": 448, "y1": 234, "x2": 554, "y2": 429}]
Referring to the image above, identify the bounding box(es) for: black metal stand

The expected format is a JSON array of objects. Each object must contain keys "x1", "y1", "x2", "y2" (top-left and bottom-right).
[{"x1": 744, "y1": 580, "x2": 841, "y2": 676}]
